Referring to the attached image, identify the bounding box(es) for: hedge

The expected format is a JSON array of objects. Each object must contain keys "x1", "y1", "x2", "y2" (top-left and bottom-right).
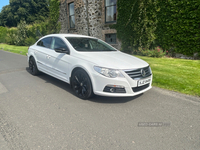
[
  {"x1": 0, "y1": 26, "x2": 7, "y2": 43},
  {"x1": 116, "y1": 0, "x2": 200, "y2": 56}
]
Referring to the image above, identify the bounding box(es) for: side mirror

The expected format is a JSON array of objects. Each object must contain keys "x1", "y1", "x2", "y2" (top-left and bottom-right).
[{"x1": 55, "y1": 47, "x2": 70, "y2": 54}]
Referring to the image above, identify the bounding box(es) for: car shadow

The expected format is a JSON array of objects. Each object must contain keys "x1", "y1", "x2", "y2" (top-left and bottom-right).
[
  {"x1": 89, "y1": 94, "x2": 143, "y2": 103},
  {"x1": 26, "y1": 67, "x2": 142, "y2": 103},
  {"x1": 26, "y1": 67, "x2": 74, "y2": 94}
]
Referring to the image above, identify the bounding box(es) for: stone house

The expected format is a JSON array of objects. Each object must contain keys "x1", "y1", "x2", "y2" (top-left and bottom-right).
[{"x1": 59, "y1": 0, "x2": 121, "y2": 49}]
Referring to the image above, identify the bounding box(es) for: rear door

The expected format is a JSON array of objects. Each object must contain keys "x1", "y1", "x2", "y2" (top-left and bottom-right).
[{"x1": 35, "y1": 37, "x2": 53, "y2": 73}]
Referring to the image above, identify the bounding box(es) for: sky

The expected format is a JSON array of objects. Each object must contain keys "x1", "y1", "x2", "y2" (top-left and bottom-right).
[{"x1": 0, "y1": 0, "x2": 10, "y2": 12}]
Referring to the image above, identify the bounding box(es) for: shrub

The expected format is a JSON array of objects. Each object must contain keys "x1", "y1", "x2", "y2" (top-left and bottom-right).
[
  {"x1": 48, "y1": 0, "x2": 61, "y2": 34},
  {"x1": 116, "y1": 0, "x2": 158, "y2": 51},
  {"x1": 25, "y1": 37, "x2": 37, "y2": 46},
  {"x1": 14, "y1": 20, "x2": 28, "y2": 46},
  {"x1": 0, "y1": 26, "x2": 7, "y2": 43},
  {"x1": 6, "y1": 28, "x2": 18, "y2": 45},
  {"x1": 156, "y1": 0, "x2": 200, "y2": 56},
  {"x1": 6, "y1": 21, "x2": 28, "y2": 46},
  {"x1": 136, "y1": 46, "x2": 166, "y2": 58},
  {"x1": 116, "y1": 0, "x2": 200, "y2": 56}
]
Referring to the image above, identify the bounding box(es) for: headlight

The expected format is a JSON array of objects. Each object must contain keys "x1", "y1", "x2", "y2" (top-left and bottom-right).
[
  {"x1": 94, "y1": 66, "x2": 124, "y2": 78},
  {"x1": 149, "y1": 66, "x2": 152, "y2": 74}
]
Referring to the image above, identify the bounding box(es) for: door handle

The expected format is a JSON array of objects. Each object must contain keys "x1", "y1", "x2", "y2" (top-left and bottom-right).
[{"x1": 46, "y1": 55, "x2": 51, "y2": 59}]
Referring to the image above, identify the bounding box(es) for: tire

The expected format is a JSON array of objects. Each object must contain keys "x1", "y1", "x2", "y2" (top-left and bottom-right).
[
  {"x1": 29, "y1": 57, "x2": 40, "y2": 76},
  {"x1": 71, "y1": 69, "x2": 94, "y2": 99}
]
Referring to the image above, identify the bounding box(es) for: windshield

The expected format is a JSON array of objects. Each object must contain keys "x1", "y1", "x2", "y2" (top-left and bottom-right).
[{"x1": 65, "y1": 37, "x2": 117, "y2": 52}]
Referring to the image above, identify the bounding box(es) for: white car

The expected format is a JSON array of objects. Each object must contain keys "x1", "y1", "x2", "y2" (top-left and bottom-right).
[{"x1": 28, "y1": 34, "x2": 152, "y2": 99}]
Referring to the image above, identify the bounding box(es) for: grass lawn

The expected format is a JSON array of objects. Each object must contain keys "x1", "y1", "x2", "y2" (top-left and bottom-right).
[
  {"x1": 136, "y1": 55, "x2": 200, "y2": 97},
  {"x1": 0, "y1": 44, "x2": 199, "y2": 97},
  {"x1": 0, "y1": 44, "x2": 29, "y2": 55}
]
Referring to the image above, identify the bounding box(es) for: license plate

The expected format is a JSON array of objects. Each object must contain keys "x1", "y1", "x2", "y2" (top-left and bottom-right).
[{"x1": 138, "y1": 78, "x2": 151, "y2": 87}]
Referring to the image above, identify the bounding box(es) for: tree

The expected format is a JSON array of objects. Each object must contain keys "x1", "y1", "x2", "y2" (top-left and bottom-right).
[
  {"x1": 0, "y1": 0, "x2": 49, "y2": 27},
  {"x1": 0, "y1": 5, "x2": 14, "y2": 27}
]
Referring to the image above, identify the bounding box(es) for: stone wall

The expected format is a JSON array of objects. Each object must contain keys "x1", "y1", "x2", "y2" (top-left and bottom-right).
[
  {"x1": 87, "y1": 0, "x2": 103, "y2": 39},
  {"x1": 59, "y1": 0, "x2": 68, "y2": 33},
  {"x1": 59, "y1": 0, "x2": 121, "y2": 49},
  {"x1": 74, "y1": 0, "x2": 89, "y2": 35}
]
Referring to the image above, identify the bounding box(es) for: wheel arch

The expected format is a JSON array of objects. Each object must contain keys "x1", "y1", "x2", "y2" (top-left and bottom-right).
[
  {"x1": 70, "y1": 66, "x2": 94, "y2": 91},
  {"x1": 29, "y1": 55, "x2": 34, "y2": 60},
  {"x1": 28, "y1": 54, "x2": 38, "y2": 66}
]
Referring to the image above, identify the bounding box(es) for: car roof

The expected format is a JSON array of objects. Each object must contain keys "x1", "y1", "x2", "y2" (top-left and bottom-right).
[{"x1": 43, "y1": 34, "x2": 96, "y2": 39}]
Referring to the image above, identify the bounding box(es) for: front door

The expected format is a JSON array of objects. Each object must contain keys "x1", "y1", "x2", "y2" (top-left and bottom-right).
[{"x1": 50, "y1": 37, "x2": 70, "y2": 82}]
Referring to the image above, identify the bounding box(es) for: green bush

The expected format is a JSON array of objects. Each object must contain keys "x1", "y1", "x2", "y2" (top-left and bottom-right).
[
  {"x1": 0, "y1": 26, "x2": 7, "y2": 43},
  {"x1": 3, "y1": 0, "x2": 61, "y2": 46},
  {"x1": 116, "y1": 0, "x2": 158, "y2": 51},
  {"x1": 15, "y1": 20, "x2": 28, "y2": 46},
  {"x1": 27, "y1": 22, "x2": 48, "y2": 40},
  {"x1": 25, "y1": 37, "x2": 37, "y2": 46},
  {"x1": 156, "y1": 0, "x2": 200, "y2": 56},
  {"x1": 48, "y1": 0, "x2": 61, "y2": 33},
  {"x1": 116, "y1": 0, "x2": 200, "y2": 56},
  {"x1": 6, "y1": 21, "x2": 28, "y2": 46},
  {"x1": 6, "y1": 28, "x2": 18, "y2": 45},
  {"x1": 136, "y1": 46, "x2": 166, "y2": 58}
]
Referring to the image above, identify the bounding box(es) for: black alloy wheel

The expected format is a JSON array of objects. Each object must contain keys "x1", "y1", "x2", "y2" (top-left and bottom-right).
[
  {"x1": 71, "y1": 69, "x2": 94, "y2": 99},
  {"x1": 29, "y1": 57, "x2": 40, "y2": 75}
]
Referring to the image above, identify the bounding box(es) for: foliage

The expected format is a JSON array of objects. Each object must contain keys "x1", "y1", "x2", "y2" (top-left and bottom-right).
[
  {"x1": 116, "y1": 0, "x2": 200, "y2": 56},
  {"x1": 113, "y1": 0, "x2": 136, "y2": 53},
  {"x1": 6, "y1": 28, "x2": 18, "y2": 45},
  {"x1": 26, "y1": 0, "x2": 61, "y2": 45},
  {"x1": 0, "y1": 26, "x2": 7, "y2": 43},
  {"x1": 156, "y1": 0, "x2": 200, "y2": 56},
  {"x1": 25, "y1": 0, "x2": 61, "y2": 45},
  {"x1": 27, "y1": 22, "x2": 49, "y2": 41},
  {"x1": 133, "y1": 0, "x2": 157, "y2": 49},
  {"x1": 3, "y1": 0, "x2": 61, "y2": 46},
  {"x1": 0, "y1": 0, "x2": 49, "y2": 27},
  {"x1": 48, "y1": 0, "x2": 61, "y2": 33},
  {"x1": 5, "y1": 21, "x2": 28, "y2": 46},
  {"x1": 135, "y1": 46, "x2": 166, "y2": 58},
  {"x1": 25, "y1": 37, "x2": 36, "y2": 46},
  {"x1": 115, "y1": 0, "x2": 157, "y2": 53},
  {"x1": 15, "y1": 21, "x2": 28, "y2": 46}
]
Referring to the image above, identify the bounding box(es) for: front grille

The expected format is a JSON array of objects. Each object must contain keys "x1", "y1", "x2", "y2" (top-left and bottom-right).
[
  {"x1": 125, "y1": 66, "x2": 151, "y2": 79},
  {"x1": 132, "y1": 84, "x2": 150, "y2": 92}
]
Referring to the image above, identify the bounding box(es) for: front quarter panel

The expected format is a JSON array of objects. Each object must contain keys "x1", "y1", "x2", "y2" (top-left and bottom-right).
[{"x1": 28, "y1": 45, "x2": 37, "y2": 62}]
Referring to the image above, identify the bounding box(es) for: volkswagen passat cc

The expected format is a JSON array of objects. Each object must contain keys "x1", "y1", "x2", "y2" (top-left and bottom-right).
[{"x1": 28, "y1": 34, "x2": 152, "y2": 99}]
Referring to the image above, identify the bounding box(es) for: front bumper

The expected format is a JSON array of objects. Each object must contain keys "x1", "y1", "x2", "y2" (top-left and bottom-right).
[{"x1": 91, "y1": 72, "x2": 153, "y2": 97}]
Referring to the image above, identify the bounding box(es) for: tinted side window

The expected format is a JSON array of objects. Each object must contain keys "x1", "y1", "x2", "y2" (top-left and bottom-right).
[
  {"x1": 37, "y1": 37, "x2": 52, "y2": 48},
  {"x1": 52, "y1": 37, "x2": 68, "y2": 50}
]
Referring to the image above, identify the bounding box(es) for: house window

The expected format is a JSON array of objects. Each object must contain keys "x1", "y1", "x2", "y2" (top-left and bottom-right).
[
  {"x1": 105, "y1": 0, "x2": 117, "y2": 23},
  {"x1": 105, "y1": 33, "x2": 117, "y2": 44},
  {"x1": 69, "y1": 3, "x2": 75, "y2": 28}
]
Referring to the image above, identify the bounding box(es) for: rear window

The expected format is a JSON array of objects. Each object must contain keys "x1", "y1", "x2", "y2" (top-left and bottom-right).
[{"x1": 37, "y1": 37, "x2": 52, "y2": 48}]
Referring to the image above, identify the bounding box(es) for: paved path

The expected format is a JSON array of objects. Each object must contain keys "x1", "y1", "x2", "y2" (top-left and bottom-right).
[{"x1": 0, "y1": 50, "x2": 199, "y2": 150}]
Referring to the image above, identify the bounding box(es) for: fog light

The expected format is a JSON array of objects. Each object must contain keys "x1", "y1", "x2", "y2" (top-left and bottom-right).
[
  {"x1": 110, "y1": 88, "x2": 115, "y2": 93},
  {"x1": 103, "y1": 85, "x2": 126, "y2": 93}
]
